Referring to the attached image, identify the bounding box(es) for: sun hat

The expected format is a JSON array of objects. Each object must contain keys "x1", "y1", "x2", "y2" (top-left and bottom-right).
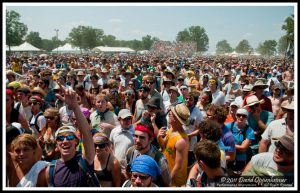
[
  {"x1": 170, "y1": 103, "x2": 190, "y2": 125},
  {"x1": 281, "y1": 100, "x2": 294, "y2": 111},
  {"x1": 244, "y1": 95, "x2": 264, "y2": 107},
  {"x1": 276, "y1": 134, "x2": 294, "y2": 152},
  {"x1": 252, "y1": 79, "x2": 268, "y2": 90}
]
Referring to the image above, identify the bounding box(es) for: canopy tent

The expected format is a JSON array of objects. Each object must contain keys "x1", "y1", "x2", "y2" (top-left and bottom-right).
[
  {"x1": 52, "y1": 43, "x2": 81, "y2": 53},
  {"x1": 8, "y1": 42, "x2": 42, "y2": 51},
  {"x1": 92, "y1": 46, "x2": 135, "y2": 53}
]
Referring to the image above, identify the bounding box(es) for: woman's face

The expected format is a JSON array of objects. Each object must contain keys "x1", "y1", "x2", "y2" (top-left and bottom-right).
[{"x1": 12, "y1": 145, "x2": 36, "y2": 166}]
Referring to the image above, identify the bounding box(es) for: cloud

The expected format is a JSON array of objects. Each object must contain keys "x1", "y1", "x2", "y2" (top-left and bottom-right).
[
  {"x1": 243, "y1": 33, "x2": 252, "y2": 38},
  {"x1": 109, "y1": 18, "x2": 122, "y2": 23}
]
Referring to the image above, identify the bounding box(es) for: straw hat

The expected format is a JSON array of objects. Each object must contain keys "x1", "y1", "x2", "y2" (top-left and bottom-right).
[
  {"x1": 252, "y1": 79, "x2": 268, "y2": 90},
  {"x1": 244, "y1": 95, "x2": 264, "y2": 107},
  {"x1": 170, "y1": 103, "x2": 190, "y2": 125}
]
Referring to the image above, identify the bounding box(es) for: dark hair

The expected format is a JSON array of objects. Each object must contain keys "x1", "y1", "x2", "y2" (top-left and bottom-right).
[
  {"x1": 193, "y1": 139, "x2": 221, "y2": 169},
  {"x1": 198, "y1": 120, "x2": 222, "y2": 142},
  {"x1": 207, "y1": 104, "x2": 227, "y2": 124},
  {"x1": 203, "y1": 91, "x2": 213, "y2": 104}
]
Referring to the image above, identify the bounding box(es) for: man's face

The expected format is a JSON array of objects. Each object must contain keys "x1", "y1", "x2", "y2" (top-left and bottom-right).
[
  {"x1": 120, "y1": 116, "x2": 132, "y2": 129},
  {"x1": 273, "y1": 142, "x2": 294, "y2": 166},
  {"x1": 131, "y1": 172, "x2": 152, "y2": 187},
  {"x1": 134, "y1": 130, "x2": 151, "y2": 151}
]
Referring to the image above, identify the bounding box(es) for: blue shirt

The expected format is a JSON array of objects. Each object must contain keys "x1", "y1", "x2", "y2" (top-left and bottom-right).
[
  {"x1": 225, "y1": 122, "x2": 255, "y2": 161},
  {"x1": 247, "y1": 110, "x2": 274, "y2": 149},
  {"x1": 221, "y1": 124, "x2": 236, "y2": 154}
]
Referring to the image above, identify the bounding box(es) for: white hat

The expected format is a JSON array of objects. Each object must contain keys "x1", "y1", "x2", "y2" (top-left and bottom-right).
[
  {"x1": 242, "y1": 85, "x2": 253, "y2": 92},
  {"x1": 244, "y1": 95, "x2": 264, "y2": 107},
  {"x1": 118, "y1": 109, "x2": 132, "y2": 119},
  {"x1": 230, "y1": 101, "x2": 239, "y2": 107},
  {"x1": 55, "y1": 125, "x2": 78, "y2": 139},
  {"x1": 281, "y1": 100, "x2": 294, "y2": 111},
  {"x1": 236, "y1": 108, "x2": 248, "y2": 117}
]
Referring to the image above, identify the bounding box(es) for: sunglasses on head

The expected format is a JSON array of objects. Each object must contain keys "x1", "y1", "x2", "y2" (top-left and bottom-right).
[
  {"x1": 236, "y1": 114, "x2": 247, "y2": 118},
  {"x1": 131, "y1": 173, "x2": 150, "y2": 180},
  {"x1": 56, "y1": 134, "x2": 75, "y2": 141},
  {"x1": 94, "y1": 143, "x2": 107, "y2": 149}
]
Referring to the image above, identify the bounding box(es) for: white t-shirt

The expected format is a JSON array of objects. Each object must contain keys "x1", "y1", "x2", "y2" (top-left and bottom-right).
[{"x1": 261, "y1": 118, "x2": 288, "y2": 153}]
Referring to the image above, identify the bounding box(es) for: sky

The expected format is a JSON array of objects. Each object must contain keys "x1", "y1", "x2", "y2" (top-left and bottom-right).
[{"x1": 4, "y1": 3, "x2": 295, "y2": 53}]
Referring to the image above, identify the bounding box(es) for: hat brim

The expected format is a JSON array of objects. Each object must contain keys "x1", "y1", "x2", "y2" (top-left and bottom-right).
[
  {"x1": 252, "y1": 85, "x2": 268, "y2": 90},
  {"x1": 170, "y1": 106, "x2": 189, "y2": 125},
  {"x1": 244, "y1": 99, "x2": 265, "y2": 108}
]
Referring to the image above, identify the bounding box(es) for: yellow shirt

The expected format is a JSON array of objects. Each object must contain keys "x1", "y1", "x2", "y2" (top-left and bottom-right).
[{"x1": 162, "y1": 127, "x2": 189, "y2": 187}]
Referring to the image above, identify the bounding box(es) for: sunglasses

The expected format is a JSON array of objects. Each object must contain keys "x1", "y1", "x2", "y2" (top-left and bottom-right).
[
  {"x1": 133, "y1": 134, "x2": 146, "y2": 140},
  {"x1": 94, "y1": 143, "x2": 107, "y2": 149},
  {"x1": 131, "y1": 173, "x2": 150, "y2": 180},
  {"x1": 45, "y1": 116, "x2": 55, "y2": 120},
  {"x1": 56, "y1": 134, "x2": 75, "y2": 141},
  {"x1": 29, "y1": 101, "x2": 39, "y2": 106},
  {"x1": 236, "y1": 114, "x2": 247, "y2": 118},
  {"x1": 275, "y1": 141, "x2": 293, "y2": 154}
]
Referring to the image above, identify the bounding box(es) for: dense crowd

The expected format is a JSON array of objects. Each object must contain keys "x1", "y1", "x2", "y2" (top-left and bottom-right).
[{"x1": 5, "y1": 53, "x2": 295, "y2": 188}]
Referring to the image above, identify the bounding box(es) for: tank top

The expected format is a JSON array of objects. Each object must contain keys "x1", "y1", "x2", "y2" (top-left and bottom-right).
[
  {"x1": 94, "y1": 154, "x2": 113, "y2": 181},
  {"x1": 53, "y1": 154, "x2": 91, "y2": 187},
  {"x1": 163, "y1": 128, "x2": 189, "y2": 187}
]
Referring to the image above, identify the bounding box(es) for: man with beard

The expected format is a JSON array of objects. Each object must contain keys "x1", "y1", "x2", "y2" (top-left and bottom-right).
[
  {"x1": 125, "y1": 124, "x2": 171, "y2": 187},
  {"x1": 132, "y1": 85, "x2": 150, "y2": 123},
  {"x1": 243, "y1": 134, "x2": 294, "y2": 177},
  {"x1": 259, "y1": 101, "x2": 294, "y2": 153},
  {"x1": 122, "y1": 155, "x2": 162, "y2": 187}
]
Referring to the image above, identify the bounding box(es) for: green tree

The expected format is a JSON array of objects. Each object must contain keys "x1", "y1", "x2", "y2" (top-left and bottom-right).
[
  {"x1": 257, "y1": 40, "x2": 277, "y2": 56},
  {"x1": 26, "y1": 31, "x2": 43, "y2": 49},
  {"x1": 41, "y1": 39, "x2": 56, "y2": 52},
  {"x1": 6, "y1": 10, "x2": 28, "y2": 51},
  {"x1": 216, "y1": 40, "x2": 233, "y2": 55},
  {"x1": 281, "y1": 14, "x2": 294, "y2": 58},
  {"x1": 176, "y1": 26, "x2": 209, "y2": 53},
  {"x1": 235, "y1": 39, "x2": 252, "y2": 54},
  {"x1": 102, "y1": 35, "x2": 117, "y2": 46},
  {"x1": 277, "y1": 36, "x2": 289, "y2": 55},
  {"x1": 68, "y1": 25, "x2": 104, "y2": 50}
]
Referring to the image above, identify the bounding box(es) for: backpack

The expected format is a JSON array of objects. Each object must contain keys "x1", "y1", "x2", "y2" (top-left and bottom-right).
[
  {"x1": 49, "y1": 154, "x2": 100, "y2": 187},
  {"x1": 29, "y1": 112, "x2": 44, "y2": 133}
]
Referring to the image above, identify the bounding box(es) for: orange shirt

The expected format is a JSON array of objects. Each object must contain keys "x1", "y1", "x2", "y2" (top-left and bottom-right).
[{"x1": 162, "y1": 127, "x2": 189, "y2": 187}]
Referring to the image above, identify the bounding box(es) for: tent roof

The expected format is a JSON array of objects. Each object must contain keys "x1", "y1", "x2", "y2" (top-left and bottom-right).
[
  {"x1": 52, "y1": 43, "x2": 81, "y2": 52},
  {"x1": 92, "y1": 46, "x2": 135, "y2": 53},
  {"x1": 9, "y1": 42, "x2": 41, "y2": 51}
]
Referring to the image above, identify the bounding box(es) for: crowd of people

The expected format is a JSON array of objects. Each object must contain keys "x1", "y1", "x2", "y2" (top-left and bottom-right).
[
  {"x1": 150, "y1": 41, "x2": 197, "y2": 58},
  {"x1": 5, "y1": 53, "x2": 295, "y2": 188}
]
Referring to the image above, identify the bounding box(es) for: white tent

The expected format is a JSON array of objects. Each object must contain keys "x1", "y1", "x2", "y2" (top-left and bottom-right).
[
  {"x1": 9, "y1": 42, "x2": 41, "y2": 51},
  {"x1": 92, "y1": 46, "x2": 135, "y2": 53},
  {"x1": 52, "y1": 43, "x2": 81, "y2": 53}
]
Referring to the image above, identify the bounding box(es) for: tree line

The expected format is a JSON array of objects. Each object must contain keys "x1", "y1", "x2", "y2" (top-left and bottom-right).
[{"x1": 6, "y1": 10, "x2": 294, "y2": 57}]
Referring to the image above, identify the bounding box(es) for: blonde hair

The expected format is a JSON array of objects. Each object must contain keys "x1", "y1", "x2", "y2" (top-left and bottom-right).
[{"x1": 11, "y1": 134, "x2": 38, "y2": 151}]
